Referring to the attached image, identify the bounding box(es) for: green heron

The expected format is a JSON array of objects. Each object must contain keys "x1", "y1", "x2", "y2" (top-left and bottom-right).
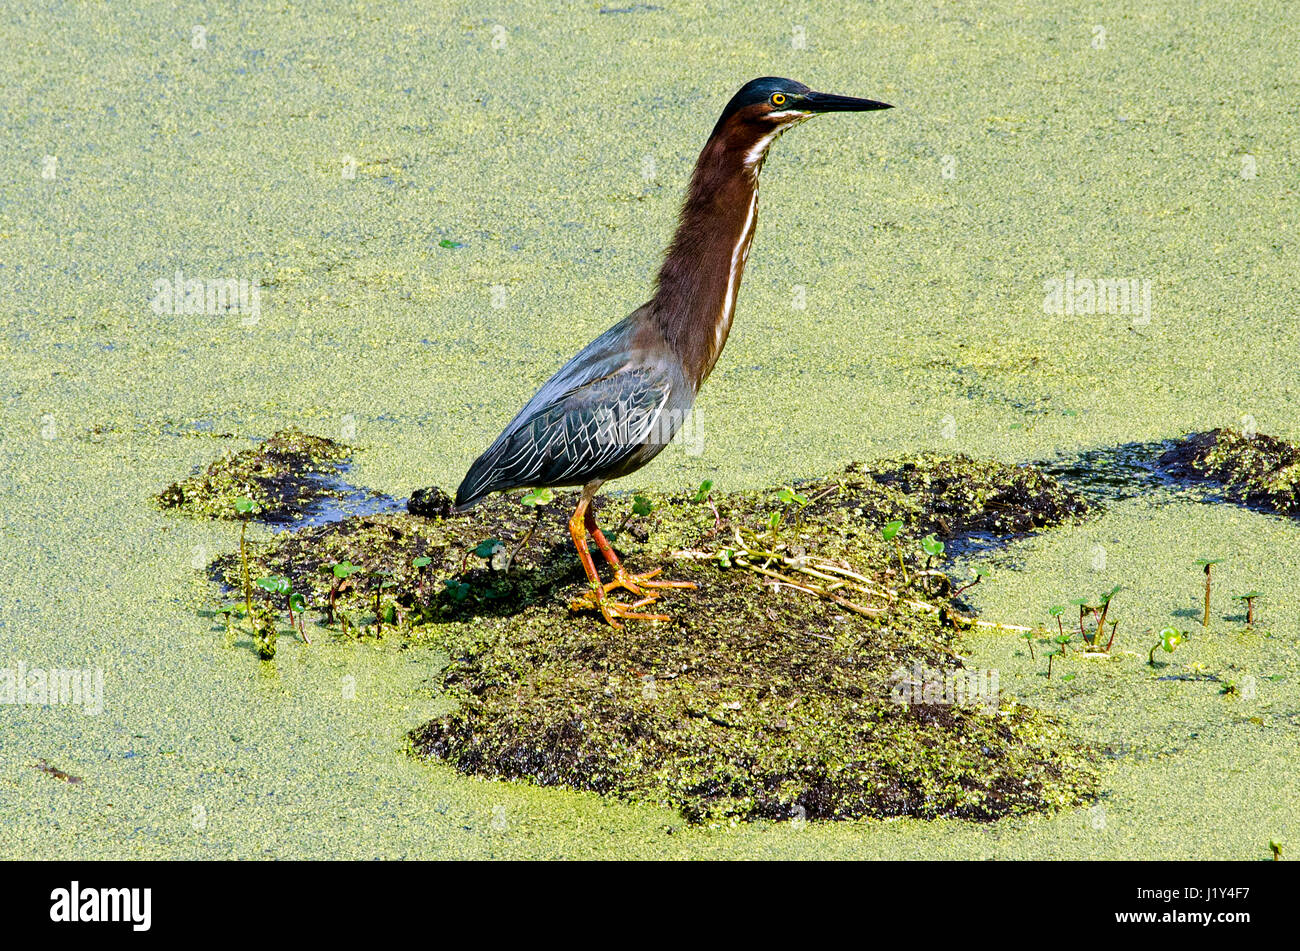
[{"x1": 455, "y1": 77, "x2": 892, "y2": 627}]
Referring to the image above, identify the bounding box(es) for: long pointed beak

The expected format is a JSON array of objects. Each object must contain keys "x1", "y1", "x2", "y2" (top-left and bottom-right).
[{"x1": 802, "y1": 91, "x2": 893, "y2": 112}]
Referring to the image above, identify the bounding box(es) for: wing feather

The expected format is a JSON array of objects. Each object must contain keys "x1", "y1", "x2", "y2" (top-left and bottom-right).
[{"x1": 455, "y1": 364, "x2": 673, "y2": 509}]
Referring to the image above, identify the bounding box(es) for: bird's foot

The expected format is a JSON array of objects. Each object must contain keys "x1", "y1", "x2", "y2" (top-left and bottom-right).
[
  {"x1": 569, "y1": 590, "x2": 670, "y2": 629},
  {"x1": 603, "y1": 567, "x2": 698, "y2": 599}
]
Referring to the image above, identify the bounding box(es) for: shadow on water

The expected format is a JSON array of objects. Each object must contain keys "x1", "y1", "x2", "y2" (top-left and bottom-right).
[
  {"x1": 266, "y1": 466, "x2": 406, "y2": 532},
  {"x1": 1034, "y1": 438, "x2": 1191, "y2": 505},
  {"x1": 948, "y1": 433, "x2": 1293, "y2": 562},
  {"x1": 1031, "y1": 436, "x2": 1296, "y2": 515}
]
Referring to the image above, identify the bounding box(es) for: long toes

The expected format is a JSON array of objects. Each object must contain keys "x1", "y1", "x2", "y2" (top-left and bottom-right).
[
  {"x1": 609, "y1": 606, "x2": 670, "y2": 622},
  {"x1": 621, "y1": 568, "x2": 695, "y2": 590},
  {"x1": 569, "y1": 592, "x2": 670, "y2": 625},
  {"x1": 604, "y1": 578, "x2": 653, "y2": 598}
]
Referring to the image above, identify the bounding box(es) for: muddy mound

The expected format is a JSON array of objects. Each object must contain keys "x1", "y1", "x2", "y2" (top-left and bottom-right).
[
  {"x1": 199, "y1": 448, "x2": 1093, "y2": 823},
  {"x1": 843, "y1": 454, "x2": 1088, "y2": 535},
  {"x1": 1159, "y1": 428, "x2": 1300, "y2": 515},
  {"x1": 410, "y1": 607, "x2": 1092, "y2": 823},
  {"x1": 154, "y1": 427, "x2": 353, "y2": 522}
]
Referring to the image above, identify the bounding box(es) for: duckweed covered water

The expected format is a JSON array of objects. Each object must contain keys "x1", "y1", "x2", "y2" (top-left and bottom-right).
[{"x1": 3, "y1": 0, "x2": 1298, "y2": 859}]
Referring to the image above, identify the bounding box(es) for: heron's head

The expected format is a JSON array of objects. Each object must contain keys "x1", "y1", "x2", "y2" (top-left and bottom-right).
[{"x1": 710, "y1": 77, "x2": 893, "y2": 168}]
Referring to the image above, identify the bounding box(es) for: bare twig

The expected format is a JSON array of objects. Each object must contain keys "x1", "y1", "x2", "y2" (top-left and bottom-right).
[{"x1": 671, "y1": 543, "x2": 1030, "y2": 632}]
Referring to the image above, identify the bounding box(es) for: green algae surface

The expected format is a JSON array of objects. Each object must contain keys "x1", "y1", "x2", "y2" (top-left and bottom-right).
[{"x1": 2, "y1": 0, "x2": 1298, "y2": 858}]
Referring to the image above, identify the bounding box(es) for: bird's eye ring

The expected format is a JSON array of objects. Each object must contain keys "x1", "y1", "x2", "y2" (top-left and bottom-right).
[{"x1": 771, "y1": 93, "x2": 787, "y2": 106}]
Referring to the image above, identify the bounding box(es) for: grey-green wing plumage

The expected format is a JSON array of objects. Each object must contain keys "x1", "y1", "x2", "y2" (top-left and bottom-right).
[{"x1": 454, "y1": 308, "x2": 689, "y2": 510}]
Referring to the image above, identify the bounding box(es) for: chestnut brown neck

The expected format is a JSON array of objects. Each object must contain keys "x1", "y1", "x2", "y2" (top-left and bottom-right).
[{"x1": 650, "y1": 117, "x2": 781, "y2": 389}]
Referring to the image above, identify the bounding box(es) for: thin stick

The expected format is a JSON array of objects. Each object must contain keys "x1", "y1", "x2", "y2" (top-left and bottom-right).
[
  {"x1": 672, "y1": 546, "x2": 1029, "y2": 631},
  {"x1": 505, "y1": 519, "x2": 537, "y2": 572}
]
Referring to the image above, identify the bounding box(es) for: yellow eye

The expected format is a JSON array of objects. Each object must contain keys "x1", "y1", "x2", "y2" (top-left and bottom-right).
[{"x1": 771, "y1": 93, "x2": 787, "y2": 106}]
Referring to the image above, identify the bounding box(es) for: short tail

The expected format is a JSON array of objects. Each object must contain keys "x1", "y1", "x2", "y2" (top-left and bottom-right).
[
  {"x1": 452, "y1": 479, "x2": 487, "y2": 513},
  {"x1": 453, "y1": 447, "x2": 505, "y2": 512}
]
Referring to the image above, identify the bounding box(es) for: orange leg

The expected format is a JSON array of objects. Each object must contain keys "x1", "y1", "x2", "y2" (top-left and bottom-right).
[
  {"x1": 584, "y1": 504, "x2": 696, "y2": 598},
  {"x1": 567, "y1": 493, "x2": 668, "y2": 629}
]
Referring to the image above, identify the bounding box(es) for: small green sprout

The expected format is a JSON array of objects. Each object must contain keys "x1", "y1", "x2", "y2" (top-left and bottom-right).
[
  {"x1": 256, "y1": 575, "x2": 290, "y2": 596},
  {"x1": 1047, "y1": 631, "x2": 1071, "y2": 679},
  {"x1": 776, "y1": 487, "x2": 810, "y2": 528},
  {"x1": 1149, "y1": 627, "x2": 1185, "y2": 666},
  {"x1": 613, "y1": 494, "x2": 657, "y2": 540},
  {"x1": 288, "y1": 592, "x2": 307, "y2": 639},
  {"x1": 411, "y1": 555, "x2": 433, "y2": 599},
  {"x1": 951, "y1": 565, "x2": 989, "y2": 598},
  {"x1": 920, "y1": 535, "x2": 945, "y2": 594},
  {"x1": 510, "y1": 489, "x2": 552, "y2": 568},
  {"x1": 474, "y1": 538, "x2": 505, "y2": 559},
  {"x1": 1069, "y1": 596, "x2": 1092, "y2": 637},
  {"x1": 470, "y1": 538, "x2": 507, "y2": 573},
  {"x1": 233, "y1": 496, "x2": 259, "y2": 625},
  {"x1": 256, "y1": 575, "x2": 309, "y2": 643},
  {"x1": 1234, "y1": 591, "x2": 1262, "y2": 626},
  {"x1": 1021, "y1": 628, "x2": 1036, "y2": 660},
  {"x1": 1048, "y1": 605, "x2": 1066, "y2": 638},
  {"x1": 882, "y1": 520, "x2": 908, "y2": 584},
  {"x1": 372, "y1": 571, "x2": 395, "y2": 635},
  {"x1": 1194, "y1": 558, "x2": 1222, "y2": 628},
  {"x1": 326, "y1": 560, "x2": 362, "y2": 624},
  {"x1": 717, "y1": 547, "x2": 735, "y2": 569},
  {"x1": 1270, "y1": 840, "x2": 1283, "y2": 861},
  {"x1": 333, "y1": 560, "x2": 361, "y2": 579},
  {"x1": 214, "y1": 603, "x2": 245, "y2": 639},
  {"x1": 443, "y1": 578, "x2": 471, "y2": 602},
  {"x1": 1093, "y1": 585, "x2": 1121, "y2": 649},
  {"x1": 438, "y1": 238, "x2": 463, "y2": 248},
  {"x1": 692, "y1": 479, "x2": 722, "y2": 529},
  {"x1": 520, "y1": 487, "x2": 553, "y2": 507}
]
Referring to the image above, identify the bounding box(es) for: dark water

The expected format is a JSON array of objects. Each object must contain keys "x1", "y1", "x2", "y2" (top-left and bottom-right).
[{"x1": 267, "y1": 466, "x2": 406, "y2": 532}]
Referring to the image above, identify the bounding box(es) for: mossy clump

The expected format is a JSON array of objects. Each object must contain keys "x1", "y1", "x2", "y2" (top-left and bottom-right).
[
  {"x1": 411, "y1": 616, "x2": 1094, "y2": 823},
  {"x1": 155, "y1": 427, "x2": 353, "y2": 522},
  {"x1": 1160, "y1": 428, "x2": 1300, "y2": 515},
  {"x1": 207, "y1": 450, "x2": 1094, "y2": 823},
  {"x1": 842, "y1": 453, "x2": 1089, "y2": 535}
]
